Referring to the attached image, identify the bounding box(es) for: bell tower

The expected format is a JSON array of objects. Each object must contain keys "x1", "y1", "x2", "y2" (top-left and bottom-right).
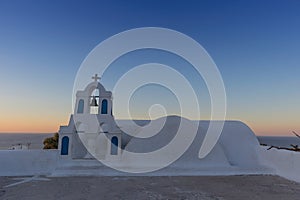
[
  {"x1": 74, "y1": 74, "x2": 113, "y2": 116},
  {"x1": 58, "y1": 74, "x2": 122, "y2": 160}
]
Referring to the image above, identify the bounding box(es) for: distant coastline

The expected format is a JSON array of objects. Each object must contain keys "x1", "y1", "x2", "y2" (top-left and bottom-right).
[
  {"x1": 258, "y1": 136, "x2": 300, "y2": 149},
  {"x1": 0, "y1": 133, "x2": 299, "y2": 150},
  {"x1": 0, "y1": 133, "x2": 53, "y2": 150}
]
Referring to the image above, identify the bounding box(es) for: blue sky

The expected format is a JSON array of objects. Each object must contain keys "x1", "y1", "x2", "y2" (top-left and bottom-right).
[{"x1": 0, "y1": 0, "x2": 299, "y2": 135}]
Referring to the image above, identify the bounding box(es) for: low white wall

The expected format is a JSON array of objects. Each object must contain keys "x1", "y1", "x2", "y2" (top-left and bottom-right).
[
  {"x1": 0, "y1": 150, "x2": 58, "y2": 176},
  {"x1": 260, "y1": 147, "x2": 300, "y2": 183}
]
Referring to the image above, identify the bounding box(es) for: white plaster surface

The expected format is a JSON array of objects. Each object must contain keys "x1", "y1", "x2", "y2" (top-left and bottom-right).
[
  {"x1": 0, "y1": 117, "x2": 299, "y2": 184},
  {"x1": 260, "y1": 147, "x2": 300, "y2": 183},
  {"x1": 0, "y1": 150, "x2": 58, "y2": 176}
]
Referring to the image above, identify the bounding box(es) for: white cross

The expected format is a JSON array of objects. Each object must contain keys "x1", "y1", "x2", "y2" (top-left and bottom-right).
[{"x1": 92, "y1": 74, "x2": 101, "y2": 82}]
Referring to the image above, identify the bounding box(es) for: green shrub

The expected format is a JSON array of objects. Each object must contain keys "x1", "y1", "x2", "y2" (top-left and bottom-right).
[{"x1": 43, "y1": 133, "x2": 59, "y2": 149}]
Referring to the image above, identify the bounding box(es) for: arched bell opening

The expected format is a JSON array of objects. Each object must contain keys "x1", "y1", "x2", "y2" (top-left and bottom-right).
[{"x1": 90, "y1": 88, "x2": 100, "y2": 114}]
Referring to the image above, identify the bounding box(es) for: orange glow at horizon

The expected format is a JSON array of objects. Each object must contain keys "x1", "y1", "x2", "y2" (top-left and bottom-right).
[
  {"x1": 245, "y1": 119, "x2": 300, "y2": 136},
  {"x1": 1, "y1": 112, "x2": 299, "y2": 136},
  {"x1": 0, "y1": 113, "x2": 70, "y2": 133}
]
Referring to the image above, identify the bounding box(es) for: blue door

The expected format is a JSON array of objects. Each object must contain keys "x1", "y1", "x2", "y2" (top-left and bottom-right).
[
  {"x1": 61, "y1": 136, "x2": 69, "y2": 155},
  {"x1": 111, "y1": 136, "x2": 118, "y2": 155}
]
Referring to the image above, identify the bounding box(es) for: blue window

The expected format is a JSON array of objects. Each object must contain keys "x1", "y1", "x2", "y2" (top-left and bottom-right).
[
  {"x1": 111, "y1": 136, "x2": 118, "y2": 155},
  {"x1": 77, "y1": 99, "x2": 84, "y2": 113},
  {"x1": 61, "y1": 136, "x2": 69, "y2": 155},
  {"x1": 101, "y1": 99, "x2": 108, "y2": 114}
]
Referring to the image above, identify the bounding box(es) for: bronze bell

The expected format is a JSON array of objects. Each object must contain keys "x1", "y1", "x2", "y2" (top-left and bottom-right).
[{"x1": 90, "y1": 96, "x2": 98, "y2": 106}]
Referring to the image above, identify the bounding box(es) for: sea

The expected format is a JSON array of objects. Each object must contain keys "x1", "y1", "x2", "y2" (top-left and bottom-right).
[
  {"x1": 0, "y1": 133, "x2": 299, "y2": 150},
  {"x1": 258, "y1": 136, "x2": 300, "y2": 148},
  {"x1": 0, "y1": 133, "x2": 53, "y2": 150}
]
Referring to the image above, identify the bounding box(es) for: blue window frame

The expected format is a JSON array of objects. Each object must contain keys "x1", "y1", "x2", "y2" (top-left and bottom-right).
[
  {"x1": 77, "y1": 99, "x2": 84, "y2": 113},
  {"x1": 101, "y1": 99, "x2": 108, "y2": 114}
]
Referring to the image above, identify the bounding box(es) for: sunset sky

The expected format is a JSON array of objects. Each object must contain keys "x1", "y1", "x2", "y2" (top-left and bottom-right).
[{"x1": 0, "y1": 0, "x2": 299, "y2": 135}]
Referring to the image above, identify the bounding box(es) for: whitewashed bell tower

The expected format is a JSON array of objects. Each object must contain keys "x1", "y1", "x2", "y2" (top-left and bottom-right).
[{"x1": 58, "y1": 74, "x2": 122, "y2": 160}]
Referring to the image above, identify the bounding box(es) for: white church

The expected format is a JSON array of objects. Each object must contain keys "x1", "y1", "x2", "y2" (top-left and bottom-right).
[
  {"x1": 58, "y1": 74, "x2": 122, "y2": 160},
  {"x1": 0, "y1": 74, "x2": 299, "y2": 182},
  {"x1": 54, "y1": 74, "x2": 272, "y2": 175}
]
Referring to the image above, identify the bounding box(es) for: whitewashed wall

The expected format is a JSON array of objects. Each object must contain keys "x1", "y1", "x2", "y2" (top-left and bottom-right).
[
  {"x1": 260, "y1": 148, "x2": 300, "y2": 183},
  {"x1": 0, "y1": 150, "x2": 58, "y2": 176}
]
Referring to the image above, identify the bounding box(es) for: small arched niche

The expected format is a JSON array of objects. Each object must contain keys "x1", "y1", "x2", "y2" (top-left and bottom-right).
[
  {"x1": 111, "y1": 136, "x2": 118, "y2": 155},
  {"x1": 100, "y1": 123, "x2": 109, "y2": 133}
]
